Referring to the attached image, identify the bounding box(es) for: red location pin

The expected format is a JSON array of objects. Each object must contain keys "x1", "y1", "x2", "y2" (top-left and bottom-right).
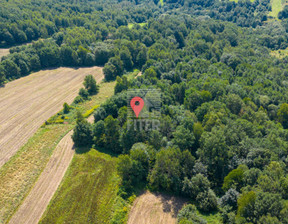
[{"x1": 130, "y1": 96, "x2": 144, "y2": 118}]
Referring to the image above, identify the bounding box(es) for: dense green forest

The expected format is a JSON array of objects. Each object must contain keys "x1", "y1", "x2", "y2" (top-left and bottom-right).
[
  {"x1": 1, "y1": 0, "x2": 288, "y2": 84},
  {"x1": 2, "y1": 0, "x2": 288, "y2": 223}
]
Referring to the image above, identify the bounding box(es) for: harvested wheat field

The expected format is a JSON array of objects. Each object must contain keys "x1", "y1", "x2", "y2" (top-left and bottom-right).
[
  {"x1": 0, "y1": 48, "x2": 10, "y2": 59},
  {"x1": 0, "y1": 67, "x2": 103, "y2": 168},
  {"x1": 128, "y1": 191, "x2": 187, "y2": 224}
]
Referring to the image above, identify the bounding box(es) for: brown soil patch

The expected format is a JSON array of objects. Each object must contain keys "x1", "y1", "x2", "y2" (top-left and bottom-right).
[
  {"x1": 128, "y1": 191, "x2": 187, "y2": 224},
  {"x1": 136, "y1": 72, "x2": 142, "y2": 78},
  {"x1": 0, "y1": 67, "x2": 103, "y2": 168}
]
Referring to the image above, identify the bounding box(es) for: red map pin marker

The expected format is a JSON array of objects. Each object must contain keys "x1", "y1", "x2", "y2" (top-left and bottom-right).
[{"x1": 130, "y1": 96, "x2": 144, "y2": 118}]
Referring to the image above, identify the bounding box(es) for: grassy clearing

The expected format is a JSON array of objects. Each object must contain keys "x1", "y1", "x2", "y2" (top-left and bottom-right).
[
  {"x1": 45, "y1": 80, "x2": 116, "y2": 125},
  {"x1": 269, "y1": 0, "x2": 286, "y2": 18},
  {"x1": 197, "y1": 210, "x2": 222, "y2": 224},
  {"x1": 128, "y1": 22, "x2": 147, "y2": 29},
  {"x1": 39, "y1": 150, "x2": 121, "y2": 224},
  {"x1": 123, "y1": 69, "x2": 140, "y2": 80},
  {"x1": 0, "y1": 79, "x2": 116, "y2": 223},
  {"x1": 271, "y1": 47, "x2": 288, "y2": 58}
]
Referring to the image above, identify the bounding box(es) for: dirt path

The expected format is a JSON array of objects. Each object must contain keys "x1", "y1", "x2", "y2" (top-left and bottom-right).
[
  {"x1": 0, "y1": 67, "x2": 103, "y2": 168},
  {"x1": 9, "y1": 116, "x2": 94, "y2": 224},
  {"x1": 128, "y1": 191, "x2": 187, "y2": 224}
]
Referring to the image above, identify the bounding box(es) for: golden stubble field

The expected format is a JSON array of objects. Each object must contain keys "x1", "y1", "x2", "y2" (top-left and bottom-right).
[
  {"x1": 0, "y1": 81, "x2": 115, "y2": 224},
  {"x1": 0, "y1": 48, "x2": 10, "y2": 59},
  {"x1": 0, "y1": 67, "x2": 103, "y2": 168},
  {"x1": 128, "y1": 191, "x2": 187, "y2": 224}
]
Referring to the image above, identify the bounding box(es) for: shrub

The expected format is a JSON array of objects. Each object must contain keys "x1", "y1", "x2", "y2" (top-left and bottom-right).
[
  {"x1": 244, "y1": 168, "x2": 262, "y2": 186},
  {"x1": 225, "y1": 94, "x2": 243, "y2": 115},
  {"x1": 177, "y1": 204, "x2": 207, "y2": 224},
  {"x1": 259, "y1": 215, "x2": 281, "y2": 224},
  {"x1": 83, "y1": 105, "x2": 99, "y2": 118},
  {"x1": 79, "y1": 88, "x2": 89, "y2": 100},
  {"x1": 278, "y1": 103, "x2": 288, "y2": 129},
  {"x1": 222, "y1": 168, "x2": 245, "y2": 192},
  {"x1": 196, "y1": 189, "x2": 218, "y2": 212},
  {"x1": 149, "y1": 147, "x2": 183, "y2": 193},
  {"x1": 237, "y1": 191, "x2": 256, "y2": 222},
  {"x1": 63, "y1": 102, "x2": 70, "y2": 114},
  {"x1": 73, "y1": 95, "x2": 84, "y2": 104},
  {"x1": 219, "y1": 188, "x2": 239, "y2": 210},
  {"x1": 72, "y1": 120, "x2": 93, "y2": 147},
  {"x1": 83, "y1": 75, "x2": 99, "y2": 95},
  {"x1": 93, "y1": 120, "x2": 105, "y2": 147},
  {"x1": 182, "y1": 174, "x2": 210, "y2": 199},
  {"x1": 220, "y1": 206, "x2": 236, "y2": 224},
  {"x1": 94, "y1": 107, "x2": 107, "y2": 122}
]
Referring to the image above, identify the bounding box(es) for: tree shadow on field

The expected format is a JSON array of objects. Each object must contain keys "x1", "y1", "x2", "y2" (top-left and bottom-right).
[
  {"x1": 92, "y1": 146, "x2": 119, "y2": 158},
  {"x1": 156, "y1": 192, "x2": 188, "y2": 218},
  {"x1": 75, "y1": 145, "x2": 91, "y2": 154}
]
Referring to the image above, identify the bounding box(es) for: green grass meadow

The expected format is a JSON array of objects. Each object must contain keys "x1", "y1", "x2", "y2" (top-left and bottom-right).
[
  {"x1": 269, "y1": 0, "x2": 285, "y2": 18},
  {"x1": 128, "y1": 23, "x2": 147, "y2": 29},
  {"x1": 39, "y1": 150, "x2": 121, "y2": 224}
]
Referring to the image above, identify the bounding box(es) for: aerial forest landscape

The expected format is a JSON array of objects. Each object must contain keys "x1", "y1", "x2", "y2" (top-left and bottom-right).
[{"x1": 1, "y1": 0, "x2": 288, "y2": 223}]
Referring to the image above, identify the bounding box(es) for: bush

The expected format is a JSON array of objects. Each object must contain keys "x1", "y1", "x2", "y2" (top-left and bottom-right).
[
  {"x1": 222, "y1": 168, "x2": 245, "y2": 192},
  {"x1": 72, "y1": 120, "x2": 93, "y2": 147},
  {"x1": 94, "y1": 107, "x2": 107, "y2": 122},
  {"x1": 177, "y1": 204, "x2": 207, "y2": 224},
  {"x1": 236, "y1": 191, "x2": 283, "y2": 223},
  {"x1": 259, "y1": 215, "x2": 281, "y2": 224},
  {"x1": 73, "y1": 95, "x2": 84, "y2": 104},
  {"x1": 63, "y1": 102, "x2": 70, "y2": 114},
  {"x1": 225, "y1": 94, "x2": 243, "y2": 115},
  {"x1": 196, "y1": 189, "x2": 218, "y2": 212},
  {"x1": 149, "y1": 147, "x2": 183, "y2": 193},
  {"x1": 84, "y1": 75, "x2": 99, "y2": 95},
  {"x1": 220, "y1": 206, "x2": 236, "y2": 224},
  {"x1": 83, "y1": 105, "x2": 99, "y2": 118},
  {"x1": 219, "y1": 188, "x2": 239, "y2": 210},
  {"x1": 278, "y1": 103, "x2": 288, "y2": 129},
  {"x1": 79, "y1": 88, "x2": 89, "y2": 100},
  {"x1": 237, "y1": 191, "x2": 256, "y2": 222},
  {"x1": 182, "y1": 174, "x2": 210, "y2": 199}
]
